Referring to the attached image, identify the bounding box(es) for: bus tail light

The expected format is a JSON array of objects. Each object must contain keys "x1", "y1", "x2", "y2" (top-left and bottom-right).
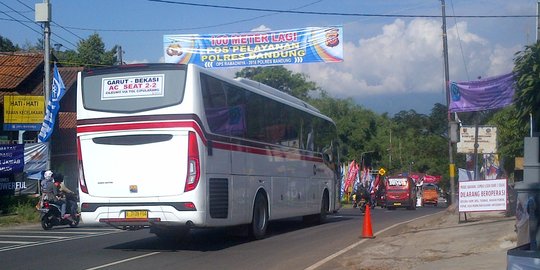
[
  {"x1": 185, "y1": 131, "x2": 200, "y2": 192},
  {"x1": 77, "y1": 137, "x2": 89, "y2": 194}
]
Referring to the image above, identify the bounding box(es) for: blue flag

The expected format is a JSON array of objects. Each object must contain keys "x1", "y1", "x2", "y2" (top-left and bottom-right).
[{"x1": 38, "y1": 63, "x2": 66, "y2": 143}]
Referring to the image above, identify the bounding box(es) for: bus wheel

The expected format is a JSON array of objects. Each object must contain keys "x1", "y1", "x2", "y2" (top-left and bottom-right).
[
  {"x1": 249, "y1": 193, "x2": 268, "y2": 240},
  {"x1": 303, "y1": 191, "x2": 329, "y2": 225},
  {"x1": 319, "y1": 191, "x2": 329, "y2": 223}
]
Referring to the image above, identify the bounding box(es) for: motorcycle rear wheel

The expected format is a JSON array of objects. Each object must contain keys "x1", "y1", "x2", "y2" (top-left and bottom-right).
[{"x1": 41, "y1": 215, "x2": 53, "y2": 230}]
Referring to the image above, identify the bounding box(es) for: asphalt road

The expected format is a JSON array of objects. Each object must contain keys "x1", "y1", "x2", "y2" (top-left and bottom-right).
[{"x1": 0, "y1": 205, "x2": 444, "y2": 270}]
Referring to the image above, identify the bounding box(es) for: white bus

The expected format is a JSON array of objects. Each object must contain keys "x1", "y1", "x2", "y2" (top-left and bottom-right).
[{"x1": 76, "y1": 63, "x2": 340, "y2": 239}]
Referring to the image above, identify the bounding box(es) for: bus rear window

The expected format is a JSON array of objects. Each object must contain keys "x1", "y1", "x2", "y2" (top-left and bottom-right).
[{"x1": 81, "y1": 67, "x2": 186, "y2": 113}]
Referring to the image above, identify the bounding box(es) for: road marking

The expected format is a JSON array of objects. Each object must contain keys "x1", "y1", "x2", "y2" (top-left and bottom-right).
[
  {"x1": 3, "y1": 230, "x2": 114, "y2": 235},
  {"x1": 0, "y1": 230, "x2": 124, "y2": 252},
  {"x1": 0, "y1": 235, "x2": 68, "y2": 239},
  {"x1": 304, "y1": 212, "x2": 442, "y2": 270},
  {"x1": 84, "y1": 252, "x2": 161, "y2": 270},
  {"x1": 0, "y1": 241, "x2": 37, "y2": 244}
]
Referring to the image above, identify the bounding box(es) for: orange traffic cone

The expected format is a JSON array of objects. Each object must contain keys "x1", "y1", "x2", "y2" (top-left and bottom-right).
[{"x1": 361, "y1": 204, "x2": 375, "y2": 238}]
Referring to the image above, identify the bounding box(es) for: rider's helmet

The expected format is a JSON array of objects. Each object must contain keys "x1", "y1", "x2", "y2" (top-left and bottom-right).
[{"x1": 44, "y1": 170, "x2": 53, "y2": 180}]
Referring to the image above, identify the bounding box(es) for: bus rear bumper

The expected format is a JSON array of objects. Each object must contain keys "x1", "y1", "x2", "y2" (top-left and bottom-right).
[{"x1": 80, "y1": 203, "x2": 205, "y2": 229}]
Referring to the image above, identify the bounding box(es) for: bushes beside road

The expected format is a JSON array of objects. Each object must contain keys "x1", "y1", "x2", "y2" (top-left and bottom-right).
[{"x1": 0, "y1": 196, "x2": 40, "y2": 226}]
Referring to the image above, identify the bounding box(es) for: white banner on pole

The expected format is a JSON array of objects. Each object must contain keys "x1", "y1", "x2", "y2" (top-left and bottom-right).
[{"x1": 458, "y1": 179, "x2": 507, "y2": 212}]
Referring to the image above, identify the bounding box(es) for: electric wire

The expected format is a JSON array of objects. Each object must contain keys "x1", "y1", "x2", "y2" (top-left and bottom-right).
[
  {"x1": 148, "y1": 0, "x2": 538, "y2": 19},
  {"x1": 450, "y1": 0, "x2": 470, "y2": 81},
  {"x1": 0, "y1": 2, "x2": 77, "y2": 50},
  {"x1": 6, "y1": 1, "x2": 532, "y2": 33},
  {"x1": 15, "y1": 0, "x2": 85, "y2": 42}
]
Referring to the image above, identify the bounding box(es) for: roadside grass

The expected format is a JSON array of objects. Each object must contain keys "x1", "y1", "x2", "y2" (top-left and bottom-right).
[{"x1": 0, "y1": 196, "x2": 40, "y2": 227}]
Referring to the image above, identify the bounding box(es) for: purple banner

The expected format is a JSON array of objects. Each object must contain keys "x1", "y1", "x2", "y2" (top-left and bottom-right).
[
  {"x1": 449, "y1": 72, "x2": 515, "y2": 113},
  {"x1": 0, "y1": 144, "x2": 24, "y2": 176}
]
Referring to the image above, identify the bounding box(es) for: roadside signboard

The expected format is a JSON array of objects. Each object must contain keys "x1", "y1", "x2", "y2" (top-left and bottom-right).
[
  {"x1": 458, "y1": 178, "x2": 507, "y2": 212},
  {"x1": 3, "y1": 95, "x2": 44, "y2": 131},
  {"x1": 457, "y1": 125, "x2": 497, "y2": 154}
]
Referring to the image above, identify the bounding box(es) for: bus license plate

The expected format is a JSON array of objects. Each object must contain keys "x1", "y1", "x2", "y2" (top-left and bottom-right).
[
  {"x1": 125, "y1": 210, "x2": 148, "y2": 219},
  {"x1": 393, "y1": 202, "x2": 401, "y2": 206}
]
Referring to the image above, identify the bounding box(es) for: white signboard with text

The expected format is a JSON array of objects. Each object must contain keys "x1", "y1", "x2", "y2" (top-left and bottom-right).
[
  {"x1": 101, "y1": 74, "x2": 164, "y2": 100},
  {"x1": 457, "y1": 126, "x2": 497, "y2": 154},
  {"x1": 458, "y1": 179, "x2": 507, "y2": 212}
]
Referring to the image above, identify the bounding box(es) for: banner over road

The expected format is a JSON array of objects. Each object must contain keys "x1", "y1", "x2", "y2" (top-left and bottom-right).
[
  {"x1": 163, "y1": 26, "x2": 343, "y2": 68},
  {"x1": 449, "y1": 72, "x2": 515, "y2": 113}
]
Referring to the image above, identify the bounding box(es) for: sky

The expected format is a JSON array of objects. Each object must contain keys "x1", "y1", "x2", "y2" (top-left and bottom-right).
[{"x1": 1, "y1": 0, "x2": 538, "y2": 116}]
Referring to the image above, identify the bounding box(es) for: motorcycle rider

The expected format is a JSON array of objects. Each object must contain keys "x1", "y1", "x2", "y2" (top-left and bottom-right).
[
  {"x1": 53, "y1": 173, "x2": 78, "y2": 220},
  {"x1": 355, "y1": 182, "x2": 371, "y2": 211},
  {"x1": 41, "y1": 171, "x2": 70, "y2": 221}
]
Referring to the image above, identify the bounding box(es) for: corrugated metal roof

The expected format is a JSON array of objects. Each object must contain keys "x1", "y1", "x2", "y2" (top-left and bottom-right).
[
  {"x1": 58, "y1": 112, "x2": 76, "y2": 129},
  {"x1": 0, "y1": 52, "x2": 43, "y2": 90}
]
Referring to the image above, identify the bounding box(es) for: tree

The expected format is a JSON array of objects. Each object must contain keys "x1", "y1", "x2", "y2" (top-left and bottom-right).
[
  {"x1": 513, "y1": 42, "x2": 540, "y2": 130},
  {"x1": 0, "y1": 35, "x2": 19, "y2": 52},
  {"x1": 488, "y1": 106, "x2": 528, "y2": 176},
  {"x1": 429, "y1": 103, "x2": 448, "y2": 136},
  {"x1": 59, "y1": 33, "x2": 117, "y2": 67},
  {"x1": 235, "y1": 66, "x2": 319, "y2": 100}
]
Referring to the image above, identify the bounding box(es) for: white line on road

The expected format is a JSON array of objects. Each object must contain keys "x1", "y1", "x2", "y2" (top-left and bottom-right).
[
  {"x1": 2, "y1": 230, "x2": 119, "y2": 235},
  {"x1": 0, "y1": 241, "x2": 37, "y2": 244},
  {"x1": 84, "y1": 252, "x2": 161, "y2": 270},
  {"x1": 0, "y1": 235, "x2": 68, "y2": 239},
  {"x1": 304, "y1": 212, "x2": 441, "y2": 270},
  {"x1": 0, "y1": 230, "x2": 124, "y2": 252}
]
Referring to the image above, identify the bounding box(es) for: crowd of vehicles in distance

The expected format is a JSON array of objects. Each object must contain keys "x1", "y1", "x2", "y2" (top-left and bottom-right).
[
  {"x1": 76, "y1": 63, "x2": 341, "y2": 240},
  {"x1": 349, "y1": 173, "x2": 443, "y2": 211},
  {"x1": 421, "y1": 183, "x2": 439, "y2": 206},
  {"x1": 384, "y1": 175, "x2": 417, "y2": 210}
]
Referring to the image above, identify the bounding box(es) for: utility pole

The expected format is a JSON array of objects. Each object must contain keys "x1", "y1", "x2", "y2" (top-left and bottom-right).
[
  {"x1": 537, "y1": 0, "x2": 540, "y2": 42},
  {"x1": 441, "y1": 0, "x2": 456, "y2": 204},
  {"x1": 117, "y1": 45, "x2": 124, "y2": 65},
  {"x1": 35, "y1": 0, "x2": 51, "y2": 169}
]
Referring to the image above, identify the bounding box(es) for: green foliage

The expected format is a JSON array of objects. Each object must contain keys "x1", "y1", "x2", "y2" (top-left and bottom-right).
[
  {"x1": 235, "y1": 66, "x2": 318, "y2": 100},
  {"x1": 57, "y1": 33, "x2": 118, "y2": 67},
  {"x1": 488, "y1": 106, "x2": 528, "y2": 175},
  {"x1": 513, "y1": 42, "x2": 540, "y2": 129},
  {"x1": 0, "y1": 196, "x2": 40, "y2": 226},
  {"x1": 0, "y1": 35, "x2": 20, "y2": 52}
]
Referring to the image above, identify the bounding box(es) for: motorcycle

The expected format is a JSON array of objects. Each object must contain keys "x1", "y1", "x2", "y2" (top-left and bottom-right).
[{"x1": 39, "y1": 200, "x2": 80, "y2": 230}]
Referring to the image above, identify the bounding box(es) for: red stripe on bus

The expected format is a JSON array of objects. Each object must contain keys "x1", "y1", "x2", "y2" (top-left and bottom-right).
[
  {"x1": 212, "y1": 141, "x2": 322, "y2": 162},
  {"x1": 77, "y1": 121, "x2": 322, "y2": 162}
]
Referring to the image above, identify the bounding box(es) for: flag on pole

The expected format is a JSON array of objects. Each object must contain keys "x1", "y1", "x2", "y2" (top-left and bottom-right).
[{"x1": 38, "y1": 63, "x2": 66, "y2": 143}]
